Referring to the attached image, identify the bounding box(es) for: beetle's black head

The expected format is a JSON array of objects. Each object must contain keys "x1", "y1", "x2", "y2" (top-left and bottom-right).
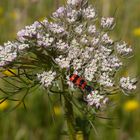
[{"x1": 85, "y1": 85, "x2": 92, "y2": 93}]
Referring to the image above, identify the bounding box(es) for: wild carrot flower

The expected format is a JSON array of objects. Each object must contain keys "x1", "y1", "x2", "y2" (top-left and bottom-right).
[
  {"x1": 0, "y1": 0, "x2": 138, "y2": 138},
  {"x1": 67, "y1": 0, "x2": 82, "y2": 6},
  {"x1": 116, "y1": 41, "x2": 132, "y2": 56},
  {"x1": 101, "y1": 17, "x2": 115, "y2": 29},
  {"x1": 0, "y1": 0, "x2": 137, "y2": 111},
  {"x1": 0, "y1": 41, "x2": 29, "y2": 67},
  {"x1": 37, "y1": 71, "x2": 56, "y2": 88},
  {"x1": 120, "y1": 77, "x2": 137, "y2": 91}
]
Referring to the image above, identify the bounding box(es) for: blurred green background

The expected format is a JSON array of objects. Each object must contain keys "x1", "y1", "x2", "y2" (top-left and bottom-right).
[{"x1": 0, "y1": 0, "x2": 140, "y2": 140}]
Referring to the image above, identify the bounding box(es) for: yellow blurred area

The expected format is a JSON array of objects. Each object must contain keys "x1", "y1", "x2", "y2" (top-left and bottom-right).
[
  {"x1": 133, "y1": 27, "x2": 140, "y2": 36},
  {"x1": 0, "y1": 6, "x2": 4, "y2": 16},
  {"x1": 2, "y1": 69, "x2": 16, "y2": 76},
  {"x1": 0, "y1": 100, "x2": 9, "y2": 111},
  {"x1": 38, "y1": 17, "x2": 46, "y2": 21},
  {"x1": 9, "y1": 10, "x2": 19, "y2": 20},
  {"x1": 123, "y1": 100, "x2": 139, "y2": 112},
  {"x1": 76, "y1": 131, "x2": 84, "y2": 140},
  {"x1": 0, "y1": 18, "x2": 5, "y2": 25},
  {"x1": 53, "y1": 105, "x2": 62, "y2": 116},
  {"x1": 19, "y1": 0, "x2": 28, "y2": 5}
]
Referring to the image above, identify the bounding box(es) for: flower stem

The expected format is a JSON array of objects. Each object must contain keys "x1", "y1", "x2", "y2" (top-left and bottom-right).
[{"x1": 64, "y1": 96, "x2": 76, "y2": 140}]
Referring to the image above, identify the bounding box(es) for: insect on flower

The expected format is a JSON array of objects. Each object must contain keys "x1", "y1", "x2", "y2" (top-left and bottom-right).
[{"x1": 69, "y1": 74, "x2": 93, "y2": 93}]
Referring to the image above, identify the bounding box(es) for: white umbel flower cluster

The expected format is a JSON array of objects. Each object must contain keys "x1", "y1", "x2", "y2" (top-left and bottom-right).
[
  {"x1": 84, "y1": 59, "x2": 98, "y2": 81},
  {"x1": 101, "y1": 17, "x2": 115, "y2": 29},
  {"x1": 91, "y1": 37, "x2": 99, "y2": 46},
  {"x1": 0, "y1": 0, "x2": 137, "y2": 110},
  {"x1": 52, "y1": 7, "x2": 65, "y2": 18},
  {"x1": 116, "y1": 41, "x2": 132, "y2": 56},
  {"x1": 55, "y1": 55, "x2": 70, "y2": 68},
  {"x1": 66, "y1": 9, "x2": 80, "y2": 23},
  {"x1": 84, "y1": 90, "x2": 108, "y2": 109},
  {"x1": 75, "y1": 24, "x2": 83, "y2": 34},
  {"x1": 99, "y1": 72, "x2": 114, "y2": 87},
  {"x1": 67, "y1": 0, "x2": 82, "y2": 6},
  {"x1": 49, "y1": 23, "x2": 65, "y2": 34},
  {"x1": 0, "y1": 41, "x2": 29, "y2": 67},
  {"x1": 17, "y1": 21, "x2": 41, "y2": 42},
  {"x1": 83, "y1": 5, "x2": 96, "y2": 19},
  {"x1": 56, "y1": 40, "x2": 69, "y2": 51},
  {"x1": 88, "y1": 25, "x2": 96, "y2": 34},
  {"x1": 101, "y1": 33, "x2": 113, "y2": 45},
  {"x1": 37, "y1": 34, "x2": 54, "y2": 47},
  {"x1": 37, "y1": 71, "x2": 56, "y2": 88},
  {"x1": 101, "y1": 56, "x2": 122, "y2": 72},
  {"x1": 120, "y1": 77, "x2": 137, "y2": 91}
]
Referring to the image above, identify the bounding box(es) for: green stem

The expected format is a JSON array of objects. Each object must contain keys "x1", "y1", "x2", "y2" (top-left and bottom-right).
[
  {"x1": 60, "y1": 74, "x2": 76, "y2": 140},
  {"x1": 64, "y1": 96, "x2": 76, "y2": 140}
]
